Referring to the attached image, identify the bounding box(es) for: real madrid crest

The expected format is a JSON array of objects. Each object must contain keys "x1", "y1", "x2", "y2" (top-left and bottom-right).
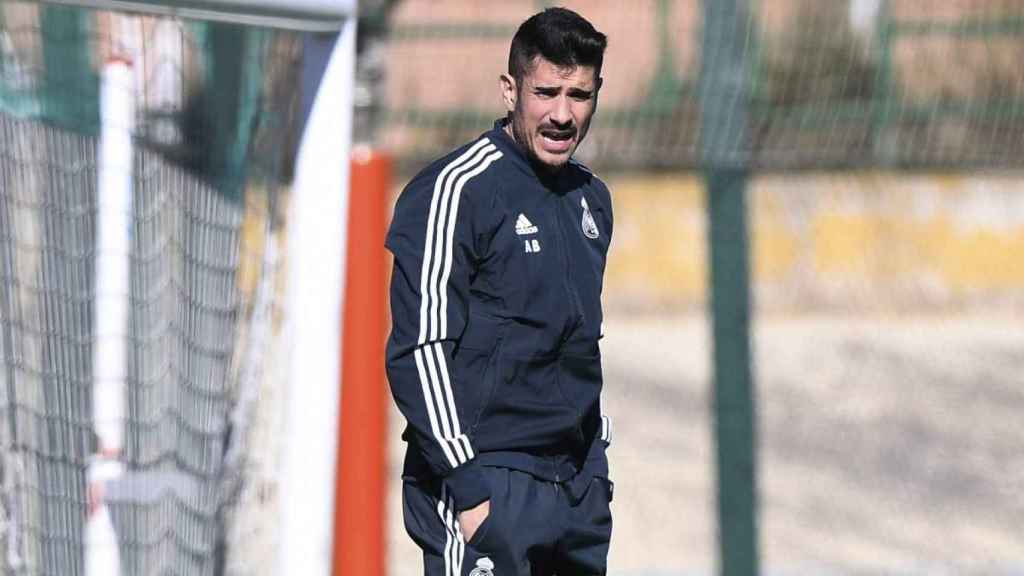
[
  {"x1": 469, "y1": 556, "x2": 495, "y2": 576},
  {"x1": 581, "y1": 197, "x2": 599, "y2": 239}
]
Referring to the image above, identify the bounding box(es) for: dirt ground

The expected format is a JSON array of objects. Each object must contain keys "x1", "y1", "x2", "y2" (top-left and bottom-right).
[{"x1": 386, "y1": 312, "x2": 1024, "y2": 576}]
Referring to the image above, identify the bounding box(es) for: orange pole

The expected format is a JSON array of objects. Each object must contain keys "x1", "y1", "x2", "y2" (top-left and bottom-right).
[{"x1": 334, "y1": 147, "x2": 391, "y2": 576}]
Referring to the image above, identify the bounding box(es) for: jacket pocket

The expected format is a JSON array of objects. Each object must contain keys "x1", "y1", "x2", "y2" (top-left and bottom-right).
[
  {"x1": 454, "y1": 313, "x2": 506, "y2": 429},
  {"x1": 474, "y1": 355, "x2": 582, "y2": 450},
  {"x1": 457, "y1": 312, "x2": 505, "y2": 352},
  {"x1": 557, "y1": 350, "x2": 603, "y2": 415}
]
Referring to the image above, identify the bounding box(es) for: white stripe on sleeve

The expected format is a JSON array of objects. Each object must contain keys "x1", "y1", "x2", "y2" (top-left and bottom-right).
[
  {"x1": 415, "y1": 347, "x2": 458, "y2": 468},
  {"x1": 437, "y1": 149, "x2": 503, "y2": 339},
  {"x1": 412, "y1": 138, "x2": 502, "y2": 469},
  {"x1": 417, "y1": 138, "x2": 493, "y2": 345},
  {"x1": 427, "y1": 143, "x2": 498, "y2": 341}
]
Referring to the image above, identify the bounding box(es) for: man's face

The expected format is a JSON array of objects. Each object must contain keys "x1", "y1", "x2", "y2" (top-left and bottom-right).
[{"x1": 501, "y1": 57, "x2": 601, "y2": 173}]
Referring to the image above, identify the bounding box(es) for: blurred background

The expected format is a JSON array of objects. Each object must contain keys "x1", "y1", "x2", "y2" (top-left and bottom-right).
[
  {"x1": 1, "y1": 0, "x2": 1022, "y2": 575},
  {"x1": 369, "y1": 2, "x2": 1024, "y2": 574}
]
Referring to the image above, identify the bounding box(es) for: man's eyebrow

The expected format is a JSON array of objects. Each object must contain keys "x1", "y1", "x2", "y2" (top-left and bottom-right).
[{"x1": 533, "y1": 85, "x2": 594, "y2": 95}]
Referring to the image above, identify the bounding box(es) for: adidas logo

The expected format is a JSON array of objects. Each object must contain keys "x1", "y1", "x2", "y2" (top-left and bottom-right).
[{"x1": 515, "y1": 213, "x2": 538, "y2": 235}]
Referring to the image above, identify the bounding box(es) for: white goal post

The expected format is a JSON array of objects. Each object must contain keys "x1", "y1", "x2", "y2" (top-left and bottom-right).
[
  {"x1": 13, "y1": 1, "x2": 358, "y2": 575},
  {"x1": 27, "y1": 0, "x2": 355, "y2": 31},
  {"x1": 279, "y1": 12, "x2": 357, "y2": 576}
]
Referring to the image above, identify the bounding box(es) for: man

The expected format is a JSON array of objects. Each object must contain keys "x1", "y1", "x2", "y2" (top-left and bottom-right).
[{"x1": 386, "y1": 7, "x2": 613, "y2": 575}]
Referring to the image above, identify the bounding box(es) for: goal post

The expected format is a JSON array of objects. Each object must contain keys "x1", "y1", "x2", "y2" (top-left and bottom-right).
[
  {"x1": 1, "y1": 1, "x2": 361, "y2": 575},
  {"x1": 26, "y1": 0, "x2": 354, "y2": 30},
  {"x1": 280, "y1": 19, "x2": 356, "y2": 576}
]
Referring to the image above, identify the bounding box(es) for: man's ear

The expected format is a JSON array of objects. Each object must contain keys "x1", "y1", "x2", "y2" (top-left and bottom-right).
[{"x1": 500, "y1": 73, "x2": 517, "y2": 113}]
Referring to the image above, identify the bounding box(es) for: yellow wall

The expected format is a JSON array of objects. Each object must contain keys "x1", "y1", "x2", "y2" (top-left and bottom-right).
[{"x1": 605, "y1": 172, "x2": 1024, "y2": 313}]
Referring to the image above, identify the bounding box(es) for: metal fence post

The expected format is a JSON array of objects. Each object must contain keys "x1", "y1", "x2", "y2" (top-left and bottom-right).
[{"x1": 700, "y1": 0, "x2": 759, "y2": 575}]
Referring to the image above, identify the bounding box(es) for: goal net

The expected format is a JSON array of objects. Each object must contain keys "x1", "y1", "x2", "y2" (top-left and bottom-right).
[{"x1": 0, "y1": 2, "x2": 352, "y2": 574}]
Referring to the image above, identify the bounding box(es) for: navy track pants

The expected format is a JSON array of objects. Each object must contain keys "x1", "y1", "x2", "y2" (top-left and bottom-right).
[{"x1": 403, "y1": 466, "x2": 613, "y2": 576}]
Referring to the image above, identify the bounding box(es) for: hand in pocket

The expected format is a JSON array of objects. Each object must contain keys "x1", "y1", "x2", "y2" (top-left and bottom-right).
[{"x1": 458, "y1": 499, "x2": 490, "y2": 543}]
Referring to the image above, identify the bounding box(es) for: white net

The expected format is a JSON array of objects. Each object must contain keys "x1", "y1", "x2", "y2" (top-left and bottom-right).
[{"x1": 0, "y1": 3, "x2": 308, "y2": 574}]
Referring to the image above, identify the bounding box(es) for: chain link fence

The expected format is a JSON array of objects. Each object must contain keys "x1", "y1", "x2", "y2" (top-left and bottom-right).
[
  {"x1": 369, "y1": 3, "x2": 1024, "y2": 576},
  {"x1": 363, "y1": 0, "x2": 1024, "y2": 170}
]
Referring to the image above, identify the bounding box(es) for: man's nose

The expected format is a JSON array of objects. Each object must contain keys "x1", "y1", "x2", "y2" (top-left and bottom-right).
[{"x1": 550, "y1": 96, "x2": 573, "y2": 127}]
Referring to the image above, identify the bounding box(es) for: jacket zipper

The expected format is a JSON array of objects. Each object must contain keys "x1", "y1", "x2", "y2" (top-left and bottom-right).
[{"x1": 553, "y1": 194, "x2": 584, "y2": 342}]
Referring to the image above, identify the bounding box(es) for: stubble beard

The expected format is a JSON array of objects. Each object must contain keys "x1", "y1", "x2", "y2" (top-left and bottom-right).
[{"x1": 507, "y1": 114, "x2": 570, "y2": 176}]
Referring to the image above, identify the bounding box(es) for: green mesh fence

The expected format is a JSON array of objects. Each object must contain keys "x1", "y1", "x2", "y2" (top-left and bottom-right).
[
  {"x1": 3, "y1": 2, "x2": 1024, "y2": 576},
  {"x1": 371, "y1": 3, "x2": 1024, "y2": 576},
  {"x1": 372, "y1": 0, "x2": 1024, "y2": 169},
  {"x1": 0, "y1": 3, "x2": 303, "y2": 574}
]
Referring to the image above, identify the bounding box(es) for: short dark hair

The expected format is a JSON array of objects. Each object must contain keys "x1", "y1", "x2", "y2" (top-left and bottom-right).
[{"x1": 508, "y1": 7, "x2": 607, "y2": 84}]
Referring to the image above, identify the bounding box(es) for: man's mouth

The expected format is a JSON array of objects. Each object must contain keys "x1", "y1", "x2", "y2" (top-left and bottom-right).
[{"x1": 540, "y1": 128, "x2": 575, "y2": 152}]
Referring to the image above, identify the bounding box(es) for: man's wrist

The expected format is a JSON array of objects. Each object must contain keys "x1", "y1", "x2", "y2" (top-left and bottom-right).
[{"x1": 444, "y1": 461, "x2": 489, "y2": 512}]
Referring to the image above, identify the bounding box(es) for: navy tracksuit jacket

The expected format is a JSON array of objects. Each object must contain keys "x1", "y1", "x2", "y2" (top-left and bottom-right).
[{"x1": 385, "y1": 119, "x2": 613, "y2": 515}]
